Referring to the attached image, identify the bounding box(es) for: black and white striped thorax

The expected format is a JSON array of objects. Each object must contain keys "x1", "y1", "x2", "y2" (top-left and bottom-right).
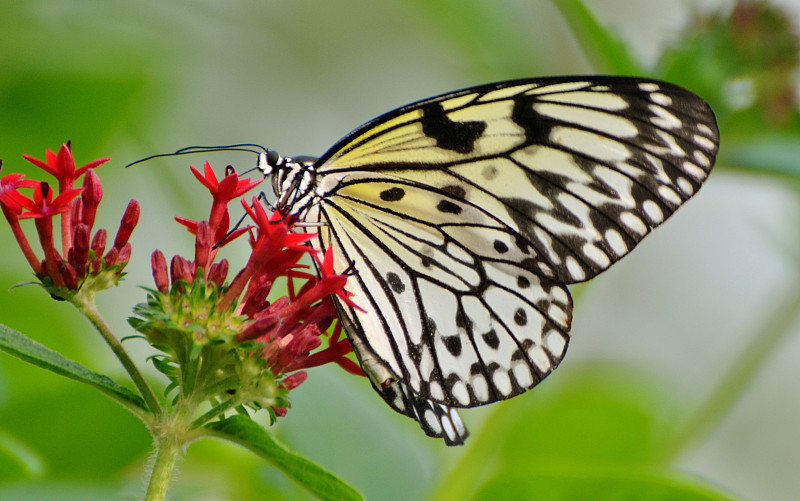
[{"x1": 257, "y1": 150, "x2": 321, "y2": 218}]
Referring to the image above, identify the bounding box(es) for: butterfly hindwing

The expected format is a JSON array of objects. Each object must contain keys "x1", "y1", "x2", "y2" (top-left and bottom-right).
[
  {"x1": 334, "y1": 299, "x2": 469, "y2": 445},
  {"x1": 311, "y1": 176, "x2": 573, "y2": 408}
]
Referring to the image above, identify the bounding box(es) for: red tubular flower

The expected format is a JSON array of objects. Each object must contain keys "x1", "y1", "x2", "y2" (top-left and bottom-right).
[
  {"x1": 142, "y1": 161, "x2": 363, "y2": 419},
  {"x1": 24, "y1": 144, "x2": 110, "y2": 256},
  {"x1": 191, "y1": 162, "x2": 262, "y2": 229},
  {"x1": 18, "y1": 181, "x2": 83, "y2": 220},
  {"x1": 1, "y1": 167, "x2": 42, "y2": 272},
  {"x1": 1, "y1": 144, "x2": 137, "y2": 295},
  {"x1": 23, "y1": 143, "x2": 110, "y2": 194}
]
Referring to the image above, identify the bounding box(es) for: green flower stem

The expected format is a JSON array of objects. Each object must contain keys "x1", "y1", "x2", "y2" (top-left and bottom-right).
[
  {"x1": 661, "y1": 283, "x2": 800, "y2": 461},
  {"x1": 145, "y1": 432, "x2": 182, "y2": 501},
  {"x1": 77, "y1": 298, "x2": 163, "y2": 415}
]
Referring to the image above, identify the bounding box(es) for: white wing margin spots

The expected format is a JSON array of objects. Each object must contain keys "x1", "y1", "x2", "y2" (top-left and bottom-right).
[{"x1": 333, "y1": 301, "x2": 468, "y2": 445}]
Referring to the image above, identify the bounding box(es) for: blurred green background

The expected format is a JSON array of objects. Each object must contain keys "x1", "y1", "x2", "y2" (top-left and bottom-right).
[{"x1": 2, "y1": 0, "x2": 800, "y2": 499}]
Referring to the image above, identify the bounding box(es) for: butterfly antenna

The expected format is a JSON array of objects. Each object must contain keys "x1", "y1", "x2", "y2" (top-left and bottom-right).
[{"x1": 125, "y1": 143, "x2": 270, "y2": 170}]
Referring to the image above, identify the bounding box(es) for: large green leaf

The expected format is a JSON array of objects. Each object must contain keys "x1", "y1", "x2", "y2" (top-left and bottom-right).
[
  {"x1": 429, "y1": 364, "x2": 686, "y2": 501},
  {"x1": 204, "y1": 415, "x2": 363, "y2": 501},
  {"x1": 0, "y1": 324, "x2": 147, "y2": 415}
]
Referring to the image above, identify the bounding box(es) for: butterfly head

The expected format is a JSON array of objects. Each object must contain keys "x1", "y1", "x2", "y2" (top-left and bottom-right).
[{"x1": 262, "y1": 151, "x2": 320, "y2": 217}]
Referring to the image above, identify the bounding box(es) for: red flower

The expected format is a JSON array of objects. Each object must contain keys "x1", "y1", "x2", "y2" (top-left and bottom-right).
[
  {"x1": 17, "y1": 181, "x2": 83, "y2": 219},
  {"x1": 0, "y1": 170, "x2": 39, "y2": 214},
  {"x1": 144, "y1": 161, "x2": 363, "y2": 418},
  {"x1": 1, "y1": 144, "x2": 137, "y2": 293},
  {"x1": 23, "y1": 142, "x2": 109, "y2": 193}
]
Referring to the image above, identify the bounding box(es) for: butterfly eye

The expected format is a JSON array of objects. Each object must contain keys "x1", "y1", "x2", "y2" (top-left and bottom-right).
[{"x1": 257, "y1": 151, "x2": 273, "y2": 176}]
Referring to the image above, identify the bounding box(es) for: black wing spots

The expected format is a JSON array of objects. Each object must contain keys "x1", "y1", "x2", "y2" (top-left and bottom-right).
[
  {"x1": 513, "y1": 308, "x2": 527, "y2": 326},
  {"x1": 441, "y1": 184, "x2": 468, "y2": 198},
  {"x1": 481, "y1": 329, "x2": 500, "y2": 349},
  {"x1": 471, "y1": 287, "x2": 560, "y2": 391},
  {"x1": 483, "y1": 267, "x2": 572, "y2": 340},
  {"x1": 454, "y1": 296, "x2": 503, "y2": 405},
  {"x1": 493, "y1": 240, "x2": 509, "y2": 254},
  {"x1": 442, "y1": 335, "x2": 463, "y2": 357},
  {"x1": 380, "y1": 187, "x2": 406, "y2": 201},
  {"x1": 420, "y1": 102, "x2": 487, "y2": 154},
  {"x1": 386, "y1": 271, "x2": 406, "y2": 294},
  {"x1": 455, "y1": 305, "x2": 473, "y2": 330},
  {"x1": 417, "y1": 297, "x2": 460, "y2": 407},
  {"x1": 437, "y1": 199, "x2": 463, "y2": 215}
]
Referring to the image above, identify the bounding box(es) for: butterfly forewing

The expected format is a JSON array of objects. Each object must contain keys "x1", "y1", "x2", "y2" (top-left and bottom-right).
[{"x1": 299, "y1": 76, "x2": 718, "y2": 444}]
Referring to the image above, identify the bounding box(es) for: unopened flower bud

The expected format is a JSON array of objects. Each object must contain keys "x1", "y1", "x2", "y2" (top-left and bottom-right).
[
  {"x1": 151, "y1": 250, "x2": 169, "y2": 293},
  {"x1": 208, "y1": 259, "x2": 229, "y2": 286},
  {"x1": 81, "y1": 170, "x2": 103, "y2": 229},
  {"x1": 72, "y1": 223, "x2": 91, "y2": 276},
  {"x1": 113, "y1": 200, "x2": 140, "y2": 249},
  {"x1": 91, "y1": 228, "x2": 107, "y2": 257},
  {"x1": 170, "y1": 255, "x2": 194, "y2": 284}
]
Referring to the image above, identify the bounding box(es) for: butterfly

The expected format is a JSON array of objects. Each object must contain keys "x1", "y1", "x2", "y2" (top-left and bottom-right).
[{"x1": 186, "y1": 76, "x2": 719, "y2": 445}]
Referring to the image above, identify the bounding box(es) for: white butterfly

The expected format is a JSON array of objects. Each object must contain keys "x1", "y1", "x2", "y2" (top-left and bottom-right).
[{"x1": 222, "y1": 76, "x2": 719, "y2": 444}]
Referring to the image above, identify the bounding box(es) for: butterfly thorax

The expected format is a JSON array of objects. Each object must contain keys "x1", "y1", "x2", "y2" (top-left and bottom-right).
[{"x1": 258, "y1": 150, "x2": 321, "y2": 217}]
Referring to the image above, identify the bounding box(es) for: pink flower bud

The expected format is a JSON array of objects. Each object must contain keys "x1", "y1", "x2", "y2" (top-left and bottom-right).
[
  {"x1": 170, "y1": 255, "x2": 194, "y2": 284},
  {"x1": 151, "y1": 250, "x2": 169, "y2": 293},
  {"x1": 80, "y1": 170, "x2": 103, "y2": 230},
  {"x1": 62, "y1": 262, "x2": 78, "y2": 290},
  {"x1": 282, "y1": 371, "x2": 307, "y2": 390},
  {"x1": 113, "y1": 199, "x2": 140, "y2": 249},
  {"x1": 208, "y1": 259, "x2": 229, "y2": 286},
  {"x1": 91, "y1": 228, "x2": 107, "y2": 257},
  {"x1": 72, "y1": 223, "x2": 90, "y2": 276}
]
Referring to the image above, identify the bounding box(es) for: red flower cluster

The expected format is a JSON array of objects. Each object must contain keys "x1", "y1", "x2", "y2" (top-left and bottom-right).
[
  {"x1": 146, "y1": 161, "x2": 363, "y2": 414},
  {"x1": 0, "y1": 143, "x2": 138, "y2": 292}
]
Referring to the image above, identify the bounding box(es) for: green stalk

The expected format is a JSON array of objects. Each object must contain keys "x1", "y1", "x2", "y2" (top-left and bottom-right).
[
  {"x1": 144, "y1": 433, "x2": 182, "y2": 501},
  {"x1": 660, "y1": 284, "x2": 800, "y2": 461},
  {"x1": 77, "y1": 299, "x2": 163, "y2": 414}
]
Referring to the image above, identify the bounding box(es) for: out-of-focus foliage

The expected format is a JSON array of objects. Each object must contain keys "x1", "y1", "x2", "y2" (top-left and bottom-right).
[{"x1": 658, "y1": 1, "x2": 800, "y2": 178}]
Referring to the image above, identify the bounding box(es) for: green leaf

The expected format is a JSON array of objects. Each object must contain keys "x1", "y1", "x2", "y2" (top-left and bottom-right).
[
  {"x1": 204, "y1": 415, "x2": 363, "y2": 501},
  {"x1": 470, "y1": 469, "x2": 743, "y2": 501},
  {"x1": 429, "y1": 364, "x2": 683, "y2": 501},
  {"x1": 554, "y1": 0, "x2": 644, "y2": 75},
  {"x1": 0, "y1": 323, "x2": 147, "y2": 415}
]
